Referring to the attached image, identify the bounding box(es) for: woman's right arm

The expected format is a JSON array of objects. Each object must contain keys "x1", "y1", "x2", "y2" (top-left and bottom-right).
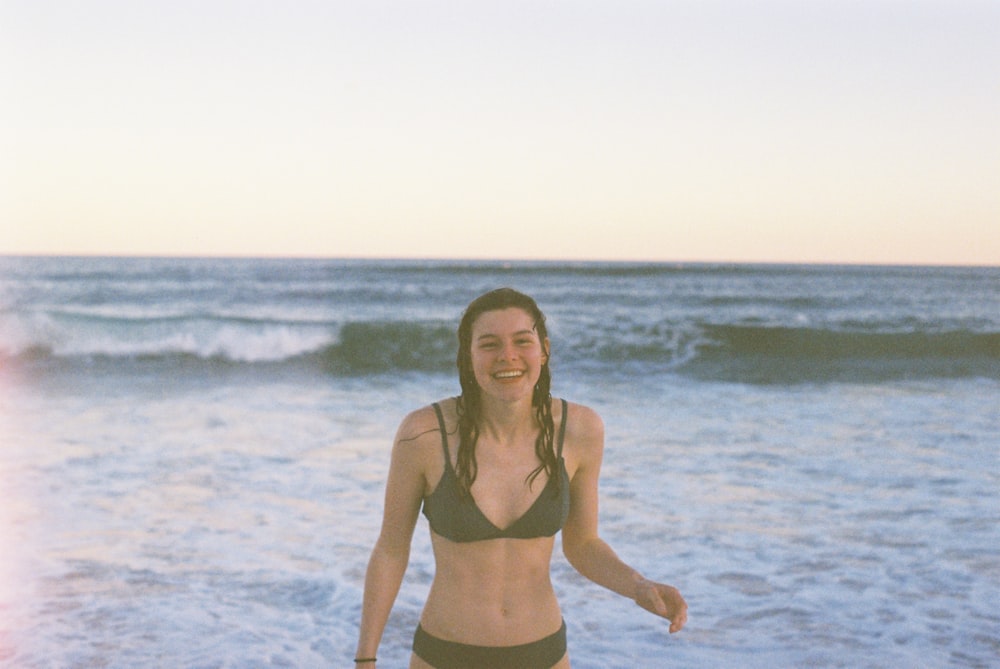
[{"x1": 354, "y1": 410, "x2": 434, "y2": 665}]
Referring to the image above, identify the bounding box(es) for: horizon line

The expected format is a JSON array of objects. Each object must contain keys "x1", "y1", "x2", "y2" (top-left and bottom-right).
[{"x1": 1, "y1": 251, "x2": 997, "y2": 269}]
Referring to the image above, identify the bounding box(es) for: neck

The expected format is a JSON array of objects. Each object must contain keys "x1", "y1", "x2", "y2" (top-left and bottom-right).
[{"x1": 476, "y1": 394, "x2": 536, "y2": 443}]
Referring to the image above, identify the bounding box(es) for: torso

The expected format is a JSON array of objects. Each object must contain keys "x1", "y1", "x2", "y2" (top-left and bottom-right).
[{"x1": 416, "y1": 398, "x2": 575, "y2": 646}]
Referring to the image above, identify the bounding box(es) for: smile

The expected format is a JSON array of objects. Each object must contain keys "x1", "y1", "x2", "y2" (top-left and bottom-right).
[{"x1": 492, "y1": 370, "x2": 525, "y2": 379}]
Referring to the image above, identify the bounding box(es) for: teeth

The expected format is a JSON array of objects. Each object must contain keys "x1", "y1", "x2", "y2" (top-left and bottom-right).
[{"x1": 494, "y1": 370, "x2": 523, "y2": 379}]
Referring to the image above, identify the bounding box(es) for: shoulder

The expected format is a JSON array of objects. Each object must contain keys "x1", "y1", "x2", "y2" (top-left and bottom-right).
[
  {"x1": 394, "y1": 398, "x2": 454, "y2": 447},
  {"x1": 555, "y1": 399, "x2": 604, "y2": 481},
  {"x1": 558, "y1": 399, "x2": 604, "y2": 437},
  {"x1": 388, "y1": 401, "x2": 451, "y2": 481},
  {"x1": 557, "y1": 399, "x2": 604, "y2": 454}
]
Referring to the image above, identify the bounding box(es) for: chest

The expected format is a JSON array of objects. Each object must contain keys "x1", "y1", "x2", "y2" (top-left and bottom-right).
[{"x1": 468, "y1": 450, "x2": 550, "y2": 530}]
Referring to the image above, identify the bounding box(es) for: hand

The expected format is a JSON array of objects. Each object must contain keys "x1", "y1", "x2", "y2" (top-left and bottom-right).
[{"x1": 634, "y1": 578, "x2": 688, "y2": 633}]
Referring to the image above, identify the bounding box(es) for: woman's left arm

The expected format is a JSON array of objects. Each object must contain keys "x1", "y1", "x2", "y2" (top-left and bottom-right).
[{"x1": 560, "y1": 404, "x2": 688, "y2": 633}]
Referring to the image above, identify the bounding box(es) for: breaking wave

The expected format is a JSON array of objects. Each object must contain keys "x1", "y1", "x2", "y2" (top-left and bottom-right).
[{"x1": 3, "y1": 309, "x2": 997, "y2": 383}]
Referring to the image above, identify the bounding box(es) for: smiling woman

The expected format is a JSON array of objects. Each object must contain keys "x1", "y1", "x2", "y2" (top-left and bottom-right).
[
  {"x1": 457, "y1": 290, "x2": 556, "y2": 500},
  {"x1": 471, "y1": 309, "x2": 548, "y2": 393},
  {"x1": 355, "y1": 287, "x2": 686, "y2": 669}
]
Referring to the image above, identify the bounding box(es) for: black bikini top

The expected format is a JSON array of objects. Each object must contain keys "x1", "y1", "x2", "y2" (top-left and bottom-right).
[{"x1": 421, "y1": 399, "x2": 571, "y2": 543}]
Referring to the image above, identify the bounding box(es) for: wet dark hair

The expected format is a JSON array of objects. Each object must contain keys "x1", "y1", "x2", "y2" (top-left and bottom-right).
[{"x1": 454, "y1": 288, "x2": 556, "y2": 498}]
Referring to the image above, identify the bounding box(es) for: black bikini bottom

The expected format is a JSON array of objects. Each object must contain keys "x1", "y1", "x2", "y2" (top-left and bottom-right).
[{"x1": 412, "y1": 619, "x2": 567, "y2": 669}]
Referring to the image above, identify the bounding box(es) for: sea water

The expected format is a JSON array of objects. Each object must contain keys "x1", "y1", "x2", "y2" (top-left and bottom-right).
[{"x1": 1, "y1": 257, "x2": 998, "y2": 668}]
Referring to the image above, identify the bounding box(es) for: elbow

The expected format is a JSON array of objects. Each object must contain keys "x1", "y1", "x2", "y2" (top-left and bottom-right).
[
  {"x1": 370, "y1": 531, "x2": 413, "y2": 567},
  {"x1": 374, "y1": 538, "x2": 411, "y2": 563},
  {"x1": 561, "y1": 541, "x2": 576, "y2": 569},
  {"x1": 561, "y1": 532, "x2": 594, "y2": 573}
]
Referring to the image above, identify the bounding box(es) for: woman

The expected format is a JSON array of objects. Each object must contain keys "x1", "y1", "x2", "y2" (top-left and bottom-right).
[{"x1": 355, "y1": 288, "x2": 687, "y2": 668}]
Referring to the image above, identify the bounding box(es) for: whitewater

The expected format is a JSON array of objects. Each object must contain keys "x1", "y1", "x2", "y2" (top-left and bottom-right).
[{"x1": 1, "y1": 256, "x2": 998, "y2": 667}]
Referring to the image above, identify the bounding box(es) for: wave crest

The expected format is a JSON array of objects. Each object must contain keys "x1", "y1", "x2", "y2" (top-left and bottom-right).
[
  {"x1": 682, "y1": 325, "x2": 1000, "y2": 383},
  {"x1": 3, "y1": 312, "x2": 997, "y2": 382}
]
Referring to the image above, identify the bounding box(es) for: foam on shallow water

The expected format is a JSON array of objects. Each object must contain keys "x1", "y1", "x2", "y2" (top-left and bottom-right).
[
  {"x1": 2, "y1": 257, "x2": 998, "y2": 667},
  {"x1": 2, "y1": 369, "x2": 998, "y2": 668}
]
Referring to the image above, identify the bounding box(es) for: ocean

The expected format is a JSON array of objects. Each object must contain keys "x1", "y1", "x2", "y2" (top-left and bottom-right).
[{"x1": 1, "y1": 256, "x2": 998, "y2": 668}]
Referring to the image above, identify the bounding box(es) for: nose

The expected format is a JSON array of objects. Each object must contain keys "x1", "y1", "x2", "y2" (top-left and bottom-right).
[{"x1": 499, "y1": 340, "x2": 518, "y2": 361}]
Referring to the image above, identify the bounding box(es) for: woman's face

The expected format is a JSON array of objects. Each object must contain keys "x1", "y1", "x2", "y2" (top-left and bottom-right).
[{"x1": 469, "y1": 307, "x2": 549, "y2": 402}]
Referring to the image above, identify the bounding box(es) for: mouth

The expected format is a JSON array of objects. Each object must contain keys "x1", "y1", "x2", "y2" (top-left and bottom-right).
[{"x1": 492, "y1": 369, "x2": 525, "y2": 380}]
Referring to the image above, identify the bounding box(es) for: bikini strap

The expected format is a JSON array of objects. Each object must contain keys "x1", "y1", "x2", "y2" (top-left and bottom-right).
[
  {"x1": 434, "y1": 400, "x2": 564, "y2": 460},
  {"x1": 431, "y1": 402, "x2": 451, "y2": 464},
  {"x1": 556, "y1": 399, "x2": 568, "y2": 458}
]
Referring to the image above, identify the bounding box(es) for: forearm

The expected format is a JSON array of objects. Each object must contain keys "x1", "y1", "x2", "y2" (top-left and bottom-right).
[
  {"x1": 564, "y1": 535, "x2": 687, "y2": 630},
  {"x1": 560, "y1": 407, "x2": 687, "y2": 631},
  {"x1": 355, "y1": 541, "x2": 410, "y2": 658},
  {"x1": 564, "y1": 536, "x2": 643, "y2": 601}
]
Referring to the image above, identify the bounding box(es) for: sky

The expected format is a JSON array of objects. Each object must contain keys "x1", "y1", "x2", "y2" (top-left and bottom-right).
[{"x1": 2, "y1": 0, "x2": 998, "y2": 265}]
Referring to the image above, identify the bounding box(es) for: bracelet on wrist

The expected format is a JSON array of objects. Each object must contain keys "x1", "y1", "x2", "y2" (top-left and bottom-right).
[{"x1": 354, "y1": 658, "x2": 376, "y2": 664}]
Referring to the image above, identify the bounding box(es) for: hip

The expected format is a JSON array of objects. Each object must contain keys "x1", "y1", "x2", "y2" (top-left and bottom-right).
[{"x1": 412, "y1": 619, "x2": 567, "y2": 669}]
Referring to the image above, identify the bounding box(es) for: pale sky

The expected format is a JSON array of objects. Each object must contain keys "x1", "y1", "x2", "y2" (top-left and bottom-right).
[{"x1": 3, "y1": 0, "x2": 998, "y2": 264}]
